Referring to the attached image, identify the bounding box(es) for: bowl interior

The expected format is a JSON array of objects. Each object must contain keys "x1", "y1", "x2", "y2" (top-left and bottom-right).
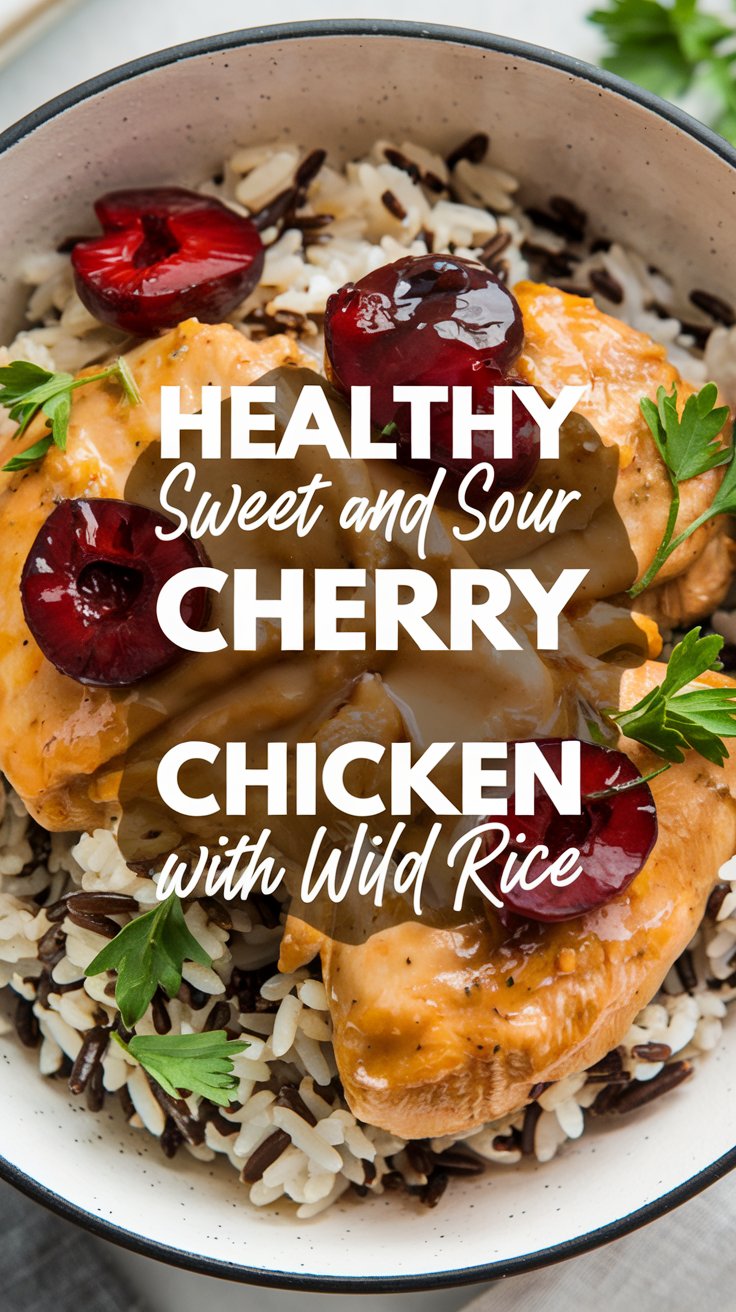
[{"x1": 1, "y1": 25, "x2": 735, "y2": 1289}]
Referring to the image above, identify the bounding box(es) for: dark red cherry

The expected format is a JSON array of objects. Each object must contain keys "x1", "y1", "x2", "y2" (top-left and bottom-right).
[
  {"x1": 20, "y1": 498, "x2": 210, "y2": 686},
  {"x1": 71, "y1": 188, "x2": 264, "y2": 337},
  {"x1": 483, "y1": 739, "x2": 657, "y2": 922},
  {"x1": 324, "y1": 253, "x2": 524, "y2": 430},
  {"x1": 324, "y1": 255, "x2": 533, "y2": 501},
  {"x1": 394, "y1": 366, "x2": 540, "y2": 507}
]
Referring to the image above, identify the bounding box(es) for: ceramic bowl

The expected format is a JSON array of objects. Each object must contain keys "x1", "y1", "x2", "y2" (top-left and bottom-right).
[{"x1": 0, "y1": 19, "x2": 735, "y2": 1292}]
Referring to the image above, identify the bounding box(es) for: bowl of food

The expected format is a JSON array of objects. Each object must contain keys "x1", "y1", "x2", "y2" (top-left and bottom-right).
[{"x1": 1, "y1": 17, "x2": 736, "y2": 1292}]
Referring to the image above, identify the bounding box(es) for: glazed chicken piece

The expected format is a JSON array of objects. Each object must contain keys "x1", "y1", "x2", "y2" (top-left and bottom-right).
[
  {"x1": 0, "y1": 320, "x2": 316, "y2": 832},
  {"x1": 281, "y1": 661, "x2": 736, "y2": 1139},
  {"x1": 513, "y1": 282, "x2": 733, "y2": 618}
]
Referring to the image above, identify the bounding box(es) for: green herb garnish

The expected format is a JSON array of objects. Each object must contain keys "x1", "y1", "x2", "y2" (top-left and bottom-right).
[
  {"x1": 610, "y1": 627, "x2": 736, "y2": 766},
  {"x1": 630, "y1": 382, "x2": 732, "y2": 597},
  {"x1": 588, "y1": 0, "x2": 736, "y2": 144},
  {"x1": 112, "y1": 1030, "x2": 247, "y2": 1106},
  {"x1": 1, "y1": 356, "x2": 141, "y2": 472},
  {"x1": 85, "y1": 893, "x2": 211, "y2": 1030}
]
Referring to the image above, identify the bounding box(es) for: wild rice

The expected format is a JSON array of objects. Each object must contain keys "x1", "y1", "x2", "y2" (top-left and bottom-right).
[{"x1": 1, "y1": 130, "x2": 736, "y2": 1216}]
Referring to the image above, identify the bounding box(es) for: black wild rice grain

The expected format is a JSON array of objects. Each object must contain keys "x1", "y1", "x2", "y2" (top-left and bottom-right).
[
  {"x1": 549, "y1": 196, "x2": 587, "y2": 241},
  {"x1": 65, "y1": 892, "x2": 137, "y2": 916},
  {"x1": 38, "y1": 924, "x2": 66, "y2": 967},
  {"x1": 68, "y1": 1025, "x2": 110, "y2": 1095},
  {"x1": 527, "y1": 1081, "x2": 550, "y2": 1101},
  {"x1": 242, "y1": 1128, "x2": 291, "y2": 1183},
  {"x1": 36, "y1": 971, "x2": 52, "y2": 1008},
  {"x1": 208, "y1": 1110, "x2": 239, "y2": 1137},
  {"x1": 587, "y1": 1046, "x2": 625, "y2": 1077},
  {"x1": 179, "y1": 982, "x2": 209, "y2": 1010},
  {"x1": 675, "y1": 948, "x2": 698, "y2": 993},
  {"x1": 251, "y1": 892, "x2": 282, "y2": 930},
  {"x1": 250, "y1": 186, "x2": 299, "y2": 231},
  {"x1": 275, "y1": 1084, "x2": 318, "y2": 1126},
  {"x1": 520, "y1": 240, "x2": 576, "y2": 280},
  {"x1": 161, "y1": 1117, "x2": 183, "y2": 1159},
  {"x1": 383, "y1": 147, "x2": 420, "y2": 182},
  {"x1": 56, "y1": 234, "x2": 91, "y2": 253},
  {"x1": 435, "y1": 1147, "x2": 485, "y2": 1177},
  {"x1": 420, "y1": 1167, "x2": 449, "y2": 1208},
  {"x1": 66, "y1": 910, "x2": 120, "y2": 939},
  {"x1": 446, "y1": 132, "x2": 489, "y2": 170},
  {"x1": 424, "y1": 171, "x2": 445, "y2": 193},
  {"x1": 295, "y1": 148, "x2": 327, "y2": 190},
  {"x1": 492, "y1": 1132, "x2": 521, "y2": 1153},
  {"x1": 521, "y1": 1101, "x2": 542, "y2": 1154},
  {"x1": 631, "y1": 1041, "x2": 672, "y2": 1062},
  {"x1": 204, "y1": 1000, "x2": 232, "y2": 1032},
  {"x1": 406, "y1": 1141, "x2": 434, "y2": 1175},
  {"x1": 118, "y1": 1086, "x2": 135, "y2": 1121},
  {"x1": 14, "y1": 996, "x2": 39, "y2": 1048},
  {"x1": 227, "y1": 965, "x2": 278, "y2": 1013},
  {"x1": 363, "y1": 1159, "x2": 377, "y2": 1184},
  {"x1": 151, "y1": 991, "x2": 172, "y2": 1036},
  {"x1": 86, "y1": 1061, "x2": 105, "y2": 1113},
  {"x1": 200, "y1": 897, "x2": 233, "y2": 931},
  {"x1": 589, "y1": 268, "x2": 624, "y2": 304},
  {"x1": 381, "y1": 189, "x2": 407, "y2": 221},
  {"x1": 479, "y1": 230, "x2": 512, "y2": 270},
  {"x1": 585, "y1": 1069, "x2": 631, "y2": 1085},
  {"x1": 591, "y1": 1060, "x2": 693, "y2": 1115},
  {"x1": 290, "y1": 213, "x2": 334, "y2": 232},
  {"x1": 526, "y1": 206, "x2": 583, "y2": 243},
  {"x1": 690, "y1": 289, "x2": 735, "y2": 327},
  {"x1": 147, "y1": 1078, "x2": 205, "y2": 1145},
  {"x1": 707, "y1": 883, "x2": 729, "y2": 920}
]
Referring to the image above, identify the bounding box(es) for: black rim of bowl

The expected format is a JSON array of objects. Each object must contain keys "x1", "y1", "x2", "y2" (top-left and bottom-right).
[{"x1": 0, "y1": 17, "x2": 735, "y2": 1293}]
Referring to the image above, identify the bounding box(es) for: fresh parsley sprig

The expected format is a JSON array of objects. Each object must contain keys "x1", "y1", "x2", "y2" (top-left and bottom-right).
[
  {"x1": 630, "y1": 382, "x2": 732, "y2": 597},
  {"x1": 611, "y1": 627, "x2": 736, "y2": 765},
  {"x1": 85, "y1": 893, "x2": 211, "y2": 1031},
  {"x1": 588, "y1": 0, "x2": 736, "y2": 144},
  {"x1": 112, "y1": 1030, "x2": 248, "y2": 1107},
  {"x1": 1, "y1": 356, "x2": 141, "y2": 472}
]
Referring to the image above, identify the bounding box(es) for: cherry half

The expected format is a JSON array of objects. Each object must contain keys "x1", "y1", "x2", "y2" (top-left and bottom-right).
[
  {"x1": 71, "y1": 188, "x2": 264, "y2": 337},
  {"x1": 483, "y1": 739, "x2": 658, "y2": 922},
  {"x1": 324, "y1": 254, "x2": 537, "y2": 502},
  {"x1": 20, "y1": 498, "x2": 210, "y2": 686}
]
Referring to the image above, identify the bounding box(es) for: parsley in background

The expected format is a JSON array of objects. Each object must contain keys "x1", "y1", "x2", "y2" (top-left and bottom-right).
[{"x1": 588, "y1": 0, "x2": 736, "y2": 144}]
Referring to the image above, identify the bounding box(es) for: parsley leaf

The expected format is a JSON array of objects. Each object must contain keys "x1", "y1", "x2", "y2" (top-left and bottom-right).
[
  {"x1": 112, "y1": 1030, "x2": 248, "y2": 1106},
  {"x1": 611, "y1": 627, "x2": 736, "y2": 765},
  {"x1": 85, "y1": 894, "x2": 211, "y2": 1030},
  {"x1": 1, "y1": 355, "x2": 141, "y2": 473},
  {"x1": 630, "y1": 382, "x2": 732, "y2": 597},
  {"x1": 588, "y1": 0, "x2": 736, "y2": 145}
]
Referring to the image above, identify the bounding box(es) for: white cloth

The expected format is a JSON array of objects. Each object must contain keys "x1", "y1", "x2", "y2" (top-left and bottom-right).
[{"x1": 465, "y1": 1172, "x2": 736, "y2": 1312}]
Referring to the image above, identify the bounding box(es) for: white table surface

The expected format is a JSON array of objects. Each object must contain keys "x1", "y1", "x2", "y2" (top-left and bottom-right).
[{"x1": 0, "y1": 2, "x2": 731, "y2": 1309}]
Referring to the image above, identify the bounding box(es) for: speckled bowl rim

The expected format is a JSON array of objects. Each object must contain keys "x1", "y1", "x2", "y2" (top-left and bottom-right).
[{"x1": 0, "y1": 17, "x2": 735, "y2": 1293}]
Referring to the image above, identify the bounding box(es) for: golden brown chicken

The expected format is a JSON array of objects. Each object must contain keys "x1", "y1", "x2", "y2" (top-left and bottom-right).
[{"x1": 281, "y1": 661, "x2": 736, "y2": 1138}]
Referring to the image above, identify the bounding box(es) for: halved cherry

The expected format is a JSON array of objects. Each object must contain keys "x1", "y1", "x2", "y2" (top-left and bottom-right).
[
  {"x1": 20, "y1": 498, "x2": 210, "y2": 686},
  {"x1": 71, "y1": 188, "x2": 264, "y2": 337},
  {"x1": 394, "y1": 365, "x2": 540, "y2": 507},
  {"x1": 482, "y1": 739, "x2": 658, "y2": 922},
  {"x1": 324, "y1": 254, "x2": 534, "y2": 500}
]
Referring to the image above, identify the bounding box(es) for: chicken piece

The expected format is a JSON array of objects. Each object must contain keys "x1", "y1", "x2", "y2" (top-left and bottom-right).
[
  {"x1": 514, "y1": 282, "x2": 732, "y2": 609},
  {"x1": 636, "y1": 530, "x2": 736, "y2": 629},
  {"x1": 0, "y1": 320, "x2": 316, "y2": 832},
  {"x1": 281, "y1": 661, "x2": 736, "y2": 1139}
]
